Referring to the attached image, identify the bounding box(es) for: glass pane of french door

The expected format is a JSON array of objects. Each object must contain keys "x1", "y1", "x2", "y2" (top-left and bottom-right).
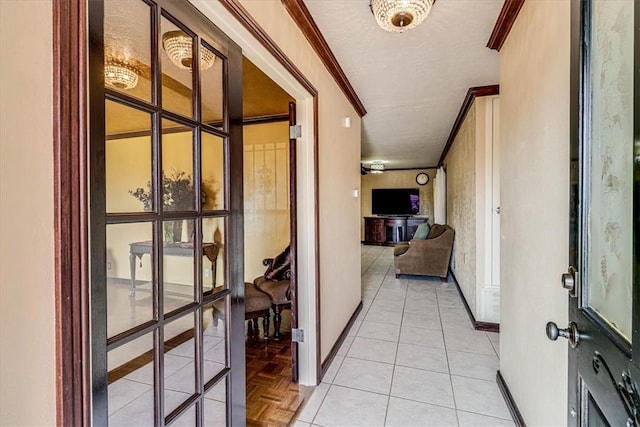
[{"x1": 92, "y1": 0, "x2": 242, "y2": 424}]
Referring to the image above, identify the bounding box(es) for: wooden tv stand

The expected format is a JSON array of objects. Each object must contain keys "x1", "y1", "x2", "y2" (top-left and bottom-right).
[{"x1": 363, "y1": 216, "x2": 429, "y2": 246}]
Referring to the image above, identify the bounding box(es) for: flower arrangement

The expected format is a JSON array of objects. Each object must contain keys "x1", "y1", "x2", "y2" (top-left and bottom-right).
[
  {"x1": 129, "y1": 170, "x2": 207, "y2": 212},
  {"x1": 129, "y1": 170, "x2": 210, "y2": 242}
]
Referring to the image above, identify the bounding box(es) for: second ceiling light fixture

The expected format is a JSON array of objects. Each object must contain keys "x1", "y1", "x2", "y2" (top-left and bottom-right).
[{"x1": 370, "y1": 0, "x2": 435, "y2": 33}]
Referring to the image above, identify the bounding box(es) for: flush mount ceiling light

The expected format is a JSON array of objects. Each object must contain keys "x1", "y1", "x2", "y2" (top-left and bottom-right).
[
  {"x1": 105, "y1": 61, "x2": 139, "y2": 90},
  {"x1": 162, "y1": 30, "x2": 216, "y2": 70},
  {"x1": 370, "y1": 0, "x2": 435, "y2": 33},
  {"x1": 370, "y1": 161, "x2": 385, "y2": 174}
]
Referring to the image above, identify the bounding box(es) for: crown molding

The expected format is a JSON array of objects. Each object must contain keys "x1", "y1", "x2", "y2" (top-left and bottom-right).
[
  {"x1": 487, "y1": 0, "x2": 525, "y2": 51},
  {"x1": 281, "y1": 0, "x2": 367, "y2": 117},
  {"x1": 438, "y1": 85, "x2": 499, "y2": 167},
  {"x1": 220, "y1": 0, "x2": 318, "y2": 96}
]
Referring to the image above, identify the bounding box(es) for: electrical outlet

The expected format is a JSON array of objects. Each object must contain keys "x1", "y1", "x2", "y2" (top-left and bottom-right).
[
  {"x1": 107, "y1": 261, "x2": 112, "y2": 270},
  {"x1": 204, "y1": 268, "x2": 210, "y2": 278}
]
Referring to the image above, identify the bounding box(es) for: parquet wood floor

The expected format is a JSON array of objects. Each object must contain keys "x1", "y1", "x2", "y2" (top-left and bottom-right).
[
  {"x1": 108, "y1": 310, "x2": 310, "y2": 425},
  {"x1": 246, "y1": 333, "x2": 313, "y2": 426}
]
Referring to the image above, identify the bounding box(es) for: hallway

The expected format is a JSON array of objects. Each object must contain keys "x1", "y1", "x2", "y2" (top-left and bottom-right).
[{"x1": 293, "y1": 245, "x2": 513, "y2": 426}]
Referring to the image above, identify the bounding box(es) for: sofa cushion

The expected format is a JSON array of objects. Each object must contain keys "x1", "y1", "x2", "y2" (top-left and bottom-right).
[
  {"x1": 254, "y1": 276, "x2": 291, "y2": 304},
  {"x1": 245, "y1": 282, "x2": 272, "y2": 312},
  {"x1": 413, "y1": 222, "x2": 431, "y2": 240},
  {"x1": 264, "y1": 245, "x2": 291, "y2": 281}
]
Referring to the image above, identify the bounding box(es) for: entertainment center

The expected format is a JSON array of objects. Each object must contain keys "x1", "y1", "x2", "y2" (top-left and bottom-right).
[
  {"x1": 363, "y1": 216, "x2": 429, "y2": 245},
  {"x1": 364, "y1": 187, "x2": 428, "y2": 245}
]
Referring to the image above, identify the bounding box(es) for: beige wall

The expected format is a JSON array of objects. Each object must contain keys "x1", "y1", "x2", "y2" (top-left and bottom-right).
[
  {"x1": 499, "y1": 0, "x2": 570, "y2": 424},
  {"x1": 360, "y1": 169, "x2": 435, "y2": 238},
  {"x1": 444, "y1": 104, "x2": 477, "y2": 314},
  {"x1": 0, "y1": 0, "x2": 57, "y2": 424}
]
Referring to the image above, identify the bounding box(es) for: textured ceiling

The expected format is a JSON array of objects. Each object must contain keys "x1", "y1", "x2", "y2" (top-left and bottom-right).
[{"x1": 303, "y1": 0, "x2": 503, "y2": 169}]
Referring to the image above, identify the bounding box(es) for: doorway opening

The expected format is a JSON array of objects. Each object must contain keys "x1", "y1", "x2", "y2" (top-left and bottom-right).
[{"x1": 241, "y1": 56, "x2": 312, "y2": 425}]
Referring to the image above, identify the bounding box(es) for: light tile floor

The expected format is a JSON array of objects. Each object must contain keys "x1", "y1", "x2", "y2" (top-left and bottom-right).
[{"x1": 294, "y1": 245, "x2": 512, "y2": 427}]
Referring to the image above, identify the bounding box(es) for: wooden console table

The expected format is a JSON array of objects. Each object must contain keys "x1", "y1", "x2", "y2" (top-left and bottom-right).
[
  {"x1": 363, "y1": 216, "x2": 428, "y2": 246},
  {"x1": 129, "y1": 241, "x2": 219, "y2": 296}
]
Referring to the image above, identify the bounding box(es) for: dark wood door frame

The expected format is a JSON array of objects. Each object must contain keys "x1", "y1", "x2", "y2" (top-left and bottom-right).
[
  {"x1": 288, "y1": 101, "x2": 299, "y2": 382},
  {"x1": 53, "y1": 0, "x2": 91, "y2": 425}
]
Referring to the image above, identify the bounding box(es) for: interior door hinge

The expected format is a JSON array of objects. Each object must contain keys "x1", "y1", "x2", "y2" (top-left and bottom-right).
[
  {"x1": 292, "y1": 328, "x2": 304, "y2": 343},
  {"x1": 289, "y1": 124, "x2": 302, "y2": 139}
]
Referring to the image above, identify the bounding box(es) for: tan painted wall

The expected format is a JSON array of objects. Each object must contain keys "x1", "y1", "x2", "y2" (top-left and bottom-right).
[
  {"x1": 360, "y1": 169, "x2": 435, "y2": 238},
  {"x1": 499, "y1": 1, "x2": 570, "y2": 424},
  {"x1": 444, "y1": 104, "x2": 477, "y2": 314},
  {"x1": 0, "y1": 0, "x2": 57, "y2": 424}
]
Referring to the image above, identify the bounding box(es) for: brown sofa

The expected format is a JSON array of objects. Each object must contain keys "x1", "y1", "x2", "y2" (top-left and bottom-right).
[{"x1": 393, "y1": 224, "x2": 455, "y2": 279}]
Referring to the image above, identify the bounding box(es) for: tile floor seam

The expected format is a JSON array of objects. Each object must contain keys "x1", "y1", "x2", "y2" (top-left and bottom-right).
[
  {"x1": 444, "y1": 347, "x2": 499, "y2": 356},
  {"x1": 323, "y1": 382, "x2": 391, "y2": 398},
  {"x1": 450, "y1": 372, "x2": 499, "y2": 383},
  {"x1": 385, "y1": 394, "x2": 464, "y2": 412},
  {"x1": 341, "y1": 354, "x2": 397, "y2": 367},
  {"x1": 384, "y1": 269, "x2": 407, "y2": 426},
  {"x1": 456, "y1": 408, "x2": 514, "y2": 422},
  {"x1": 434, "y1": 279, "x2": 461, "y2": 427},
  {"x1": 308, "y1": 384, "x2": 332, "y2": 426}
]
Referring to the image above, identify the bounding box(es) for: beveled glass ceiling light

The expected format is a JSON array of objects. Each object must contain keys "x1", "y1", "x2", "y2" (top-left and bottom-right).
[
  {"x1": 370, "y1": 161, "x2": 385, "y2": 174},
  {"x1": 370, "y1": 0, "x2": 435, "y2": 33},
  {"x1": 162, "y1": 31, "x2": 216, "y2": 70},
  {"x1": 105, "y1": 61, "x2": 139, "y2": 90}
]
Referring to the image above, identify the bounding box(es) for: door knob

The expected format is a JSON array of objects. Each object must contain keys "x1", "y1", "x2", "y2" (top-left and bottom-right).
[
  {"x1": 546, "y1": 321, "x2": 580, "y2": 348},
  {"x1": 562, "y1": 266, "x2": 576, "y2": 294}
]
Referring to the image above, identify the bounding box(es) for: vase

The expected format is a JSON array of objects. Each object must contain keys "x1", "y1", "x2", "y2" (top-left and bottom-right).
[{"x1": 164, "y1": 221, "x2": 183, "y2": 243}]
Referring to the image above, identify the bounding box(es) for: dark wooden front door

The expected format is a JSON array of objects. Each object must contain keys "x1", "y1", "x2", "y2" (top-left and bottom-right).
[
  {"x1": 557, "y1": 0, "x2": 638, "y2": 424},
  {"x1": 88, "y1": 0, "x2": 245, "y2": 424}
]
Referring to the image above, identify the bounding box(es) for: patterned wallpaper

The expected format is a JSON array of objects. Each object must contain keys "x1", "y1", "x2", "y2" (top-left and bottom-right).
[{"x1": 444, "y1": 104, "x2": 477, "y2": 314}]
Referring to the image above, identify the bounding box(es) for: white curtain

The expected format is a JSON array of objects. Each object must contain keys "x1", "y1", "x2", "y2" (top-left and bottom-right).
[{"x1": 434, "y1": 166, "x2": 447, "y2": 225}]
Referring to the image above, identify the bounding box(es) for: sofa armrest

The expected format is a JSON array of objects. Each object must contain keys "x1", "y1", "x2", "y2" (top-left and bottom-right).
[{"x1": 393, "y1": 242, "x2": 411, "y2": 256}]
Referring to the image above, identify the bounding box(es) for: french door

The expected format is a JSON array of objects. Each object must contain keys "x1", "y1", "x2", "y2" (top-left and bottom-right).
[
  {"x1": 550, "y1": 0, "x2": 638, "y2": 424},
  {"x1": 88, "y1": 0, "x2": 245, "y2": 425}
]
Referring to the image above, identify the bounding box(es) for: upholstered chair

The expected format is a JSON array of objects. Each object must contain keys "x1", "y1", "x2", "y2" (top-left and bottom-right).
[
  {"x1": 253, "y1": 246, "x2": 291, "y2": 341},
  {"x1": 211, "y1": 282, "x2": 272, "y2": 342},
  {"x1": 244, "y1": 282, "x2": 272, "y2": 342},
  {"x1": 393, "y1": 224, "x2": 455, "y2": 280}
]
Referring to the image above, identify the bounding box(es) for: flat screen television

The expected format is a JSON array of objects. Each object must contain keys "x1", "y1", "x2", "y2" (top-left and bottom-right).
[{"x1": 372, "y1": 188, "x2": 420, "y2": 216}]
